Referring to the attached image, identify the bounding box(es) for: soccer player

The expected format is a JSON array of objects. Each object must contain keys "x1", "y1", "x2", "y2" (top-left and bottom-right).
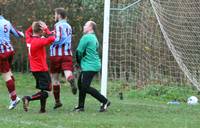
[
  {"x1": 22, "y1": 21, "x2": 55, "y2": 113},
  {"x1": 74, "y1": 21, "x2": 111, "y2": 112},
  {"x1": 50, "y1": 8, "x2": 77, "y2": 109},
  {"x1": 0, "y1": 9, "x2": 24, "y2": 110}
]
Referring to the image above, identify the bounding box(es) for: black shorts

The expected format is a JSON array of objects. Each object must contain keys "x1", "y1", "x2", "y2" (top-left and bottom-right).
[{"x1": 32, "y1": 71, "x2": 52, "y2": 91}]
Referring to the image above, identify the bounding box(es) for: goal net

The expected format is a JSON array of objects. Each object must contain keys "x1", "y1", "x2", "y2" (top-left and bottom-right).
[{"x1": 109, "y1": 0, "x2": 200, "y2": 89}]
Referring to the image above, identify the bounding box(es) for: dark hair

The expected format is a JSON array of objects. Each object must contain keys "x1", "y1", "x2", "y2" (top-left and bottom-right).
[
  {"x1": 32, "y1": 21, "x2": 43, "y2": 34},
  {"x1": 54, "y1": 8, "x2": 67, "y2": 19},
  {"x1": 90, "y1": 21, "x2": 97, "y2": 32}
]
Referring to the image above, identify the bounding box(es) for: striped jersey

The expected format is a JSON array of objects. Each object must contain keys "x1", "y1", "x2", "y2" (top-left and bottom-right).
[
  {"x1": 50, "y1": 19, "x2": 72, "y2": 56},
  {"x1": 0, "y1": 15, "x2": 24, "y2": 53}
]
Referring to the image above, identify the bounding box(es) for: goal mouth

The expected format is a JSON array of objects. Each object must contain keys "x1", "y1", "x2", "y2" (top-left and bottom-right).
[{"x1": 107, "y1": 0, "x2": 200, "y2": 90}]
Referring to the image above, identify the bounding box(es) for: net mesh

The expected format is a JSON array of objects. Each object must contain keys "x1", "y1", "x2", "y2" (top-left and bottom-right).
[
  {"x1": 150, "y1": 0, "x2": 200, "y2": 89},
  {"x1": 109, "y1": 0, "x2": 200, "y2": 88}
]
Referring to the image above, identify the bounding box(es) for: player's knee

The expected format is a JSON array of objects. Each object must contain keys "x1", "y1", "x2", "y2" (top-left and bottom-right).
[
  {"x1": 64, "y1": 70, "x2": 73, "y2": 80},
  {"x1": 52, "y1": 81, "x2": 56, "y2": 85},
  {"x1": 56, "y1": 81, "x2": 60, "y2": 85},
  {"x1": 2, "y1": 72, "x2": 12, "y2": 81},
  {"x1": 52, "y1": 80, "x2": 59, "y2": 85},
  {"x1": 82, "y1": 85, "x2": 89, "y2": 91},
  {"x1": 64, "y1": 70, "x2": 72, "y2": 74},
  {"x1": 51, "y1": 74, "x2": 59, "y2": 80},
  {"x1": 41, "y1": 91, "x2": 48, "y2": 99}
]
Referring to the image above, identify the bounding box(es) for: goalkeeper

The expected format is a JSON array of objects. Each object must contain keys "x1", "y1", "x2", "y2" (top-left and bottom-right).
[{"x1": 74, "y1": 21, "x2": 111, "y2": 112}]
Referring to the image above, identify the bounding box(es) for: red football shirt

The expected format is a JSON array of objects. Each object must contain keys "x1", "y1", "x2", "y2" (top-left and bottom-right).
[{"x1": 25, "y1": 26, "x2": 55, "y2": 72}]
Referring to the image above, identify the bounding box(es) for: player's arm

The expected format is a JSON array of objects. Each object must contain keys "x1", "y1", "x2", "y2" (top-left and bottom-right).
[
  {"x1": 53, "y1": 25, "x2": 62, "y2": 44},
  {"x1": 43, "y1": 36, "x2": 56, "y2": 46},
  {"x1": 25, "y1": 26, "x2": 33, "y2": 43},
  {"x1": 10, "y1": 22, "x2": 24, "y2": 38},
  {"x1": 36, "y1": 36, "x2": 56, "y2": 48},
  {"x1": 39, "y1": 21, "x2": 52, "y2": 35},
  {"x1": 43, "y1": 28, "x2": 52, "y2": 35},
  {"x1": 76, "y1": 35, "x2": 88, "y2": 64}
]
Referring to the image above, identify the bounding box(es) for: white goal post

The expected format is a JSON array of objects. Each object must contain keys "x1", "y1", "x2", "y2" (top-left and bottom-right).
[{"x1": 101, "y1": 0, "x2": 111, "y2": 97}]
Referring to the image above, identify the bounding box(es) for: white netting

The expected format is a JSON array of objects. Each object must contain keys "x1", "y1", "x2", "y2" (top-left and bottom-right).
[
  {"x1": 109, "y1": 0, "x2": 200, "y2": 87},
  {"x1": 150, "y1": 0, "x2": 200, "y2": 90}
]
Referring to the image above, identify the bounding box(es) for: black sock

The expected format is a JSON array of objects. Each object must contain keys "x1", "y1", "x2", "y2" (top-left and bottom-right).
[{"x1": 40, "y1": 91, "x2": 48, "y2": 111}]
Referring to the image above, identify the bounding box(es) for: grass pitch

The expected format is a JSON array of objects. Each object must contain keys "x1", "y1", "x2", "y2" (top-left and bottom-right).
[{"x1": 0, "y1": 73, "x2": 200, "y2": 128}]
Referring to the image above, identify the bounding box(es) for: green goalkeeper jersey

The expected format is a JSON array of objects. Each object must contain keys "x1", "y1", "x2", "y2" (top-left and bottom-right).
[{"x1": 76, "y1": 33, "x2": 101, "y2": 71}]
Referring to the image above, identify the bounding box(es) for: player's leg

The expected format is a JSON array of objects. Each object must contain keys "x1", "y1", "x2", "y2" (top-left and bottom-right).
[
  {"x1": 84, "y1": 72, "x2": 110, "y2": 112},
  {"x1": 22, "y1": 72, "x2": 50, "y2": 113},
  {"x1": 50, "y1": 56, "x2": 63, "y2": 109},
  {"x1": 39, "y1": 90, "x2": 48, "y2": 113},
  {"x1": 8, "y1": 54, "x2": 15, "y2": 81},
  {"x1": 74, "y1": 71, "x2": 96, "y2": 112},
  {"x1": 2, "y1": 72, "x2": 20, "y2": 110},
  {"x1": 62, "y1": 55, "x2": 77, "y2": 95},
  {"x1": 0, "y1": 57, "x2": 20, "y2": 110},
  {"x1": 22, "y1": 91, "x2": 48, "y2": 112},
  {"x1": 38, "y1": 72, "x2": 51, "y2": 113},
  {"x1": 52, "y1": 73, "x2": 62, "y2": 109},
  {"x1": 64, "y1": 70, "x2": 77, "y2": 95},
  {"x1": 79, "y1": 71, "x2": 110, "y2": 112},
  {"x1": 7, "y1": 70, "x2": 15, "y2": 81},
  {"x1": 22, "y1": 72, "x2": 42, "y2": 112},
  {"x1": 86, "y1": 83, "x2": 111, "y2": 112},
  {"x1": 7, "y1": 54, "x2": 17, "y2": 101},
  {"x1": 74, "y1": 72, "x2": 85, "y2": 112}
]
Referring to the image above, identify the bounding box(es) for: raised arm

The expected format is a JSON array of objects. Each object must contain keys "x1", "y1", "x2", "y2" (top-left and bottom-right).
[
  {"x1": 35, "y1": 36, "x2": 56, "y2": 49},
  {"x1": 43, "y1": 27, "x2": 52, "y2": 35},
  {"x1": 25, "y1": 26, "x2": 33, "y2": 43},
  {"x1": 42, "y1": 36, "x2": 56, "y2": 46},
  {"x1": 10, "y1": 22, "x2": 24, "y2": 38},
  {"x1": 39, "y1": 21, "x2": 52, "y2": 35}
]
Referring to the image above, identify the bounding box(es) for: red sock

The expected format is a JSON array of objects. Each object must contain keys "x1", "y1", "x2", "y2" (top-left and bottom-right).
[
  {"x1": 53, "y1": 85, "x2": 60, "y2": 103},
  {"x1": 6, "y1": 79, "x2": 17, "y2": 101},
  {"x1": 30, "y1": 92, "x2": 42, "y2": 101}
]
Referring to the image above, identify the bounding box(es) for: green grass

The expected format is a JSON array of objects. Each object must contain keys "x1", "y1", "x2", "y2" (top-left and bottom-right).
[{"x1": 0, "y1": 73, "x2": 200, "y2": 128}]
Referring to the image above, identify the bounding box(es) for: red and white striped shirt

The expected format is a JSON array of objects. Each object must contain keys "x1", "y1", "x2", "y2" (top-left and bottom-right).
[
  {"x1": 0, "y1": 15, "x2": 24, "y2": 54},
  {"x1": 50, "y1": 19, "x2": 72, "y2": 56}
]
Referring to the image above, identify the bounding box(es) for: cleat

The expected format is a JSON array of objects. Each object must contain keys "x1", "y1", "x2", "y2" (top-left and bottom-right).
[
  {"x1": 73, "y1": 106, "x2": 84, "y2": 112},
  {"x1": 69, "y1": 79, "x2": 77, "y2": 95},
  {"x1": 22, "y1": 96, "x2": 29, "y2": 112},
  {"x1": 99, "y1": 101, "x2": 111, "y2": 112},
  {"x1": 53, "y1": 102, "x2": 63, "y2": 109},
  {"x1": 39, "y1": 109, "x2": 46, "y2": 113},
  {"x1": 8, "y1": 97, "x2": 20, "y2": 110}
]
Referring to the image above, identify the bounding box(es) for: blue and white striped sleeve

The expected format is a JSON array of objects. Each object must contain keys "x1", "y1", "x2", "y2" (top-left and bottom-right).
[
  {"x1": 9, "y1": 22, "x2": 24, "y2": 38},
  {"x1": 53, "y1": 24, "x2": 61, "y2": 44}
]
